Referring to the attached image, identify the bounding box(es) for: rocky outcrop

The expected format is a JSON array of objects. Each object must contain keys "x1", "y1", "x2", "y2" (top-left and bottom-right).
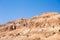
[{"x1": 0, "y1": 12, "x2": 60, "y2": 40}]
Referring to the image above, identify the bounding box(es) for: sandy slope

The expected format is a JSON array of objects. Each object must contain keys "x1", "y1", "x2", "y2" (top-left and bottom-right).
[{"x1": 0, "y1": 12, "x2": 60, "y2": 40}]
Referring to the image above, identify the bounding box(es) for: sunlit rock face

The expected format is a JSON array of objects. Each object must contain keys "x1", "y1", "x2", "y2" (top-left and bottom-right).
[{"x1": 0, "y1": 12, "x2": 60, "y2": 40}]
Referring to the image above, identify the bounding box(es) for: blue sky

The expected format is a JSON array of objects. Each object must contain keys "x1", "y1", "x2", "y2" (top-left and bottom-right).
[{"x1": 0, "y1": 0, "x2": 60, "y2": 24}]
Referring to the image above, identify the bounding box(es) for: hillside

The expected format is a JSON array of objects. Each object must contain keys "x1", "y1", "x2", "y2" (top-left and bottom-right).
[{"x1": 0, "y1": 12, "x2": 60, "y2": 40}]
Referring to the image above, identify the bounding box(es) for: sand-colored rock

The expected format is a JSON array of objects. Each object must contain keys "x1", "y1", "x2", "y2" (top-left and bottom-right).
[{"x1": 0, "y1": 12, "x2": 60, "y2": 40}]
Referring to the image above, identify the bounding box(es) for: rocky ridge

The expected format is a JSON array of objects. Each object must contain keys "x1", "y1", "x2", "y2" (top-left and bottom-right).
[{"x1": 0, "y1": 12, "x2": 60, "y2": 40}]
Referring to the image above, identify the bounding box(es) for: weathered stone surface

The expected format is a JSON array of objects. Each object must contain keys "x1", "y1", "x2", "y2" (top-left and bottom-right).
[{"x1": 0, "y1": 12, "x2": 60, "y2": 40}]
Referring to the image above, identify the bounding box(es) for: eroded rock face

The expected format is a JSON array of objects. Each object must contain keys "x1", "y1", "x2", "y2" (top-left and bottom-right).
[{"x1": 0, "y1": 12, "x2": 60, "y2": 40}]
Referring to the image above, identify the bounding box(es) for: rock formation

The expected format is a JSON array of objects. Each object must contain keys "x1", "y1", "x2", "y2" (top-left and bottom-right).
[{"x1": 0, "y1": 12, "x2": 60, "y2": 40}]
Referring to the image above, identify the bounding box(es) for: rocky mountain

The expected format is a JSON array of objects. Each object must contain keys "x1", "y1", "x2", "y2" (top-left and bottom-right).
[{"x1": 0, "y1": 12, "x2": 60, "y2": 40}]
